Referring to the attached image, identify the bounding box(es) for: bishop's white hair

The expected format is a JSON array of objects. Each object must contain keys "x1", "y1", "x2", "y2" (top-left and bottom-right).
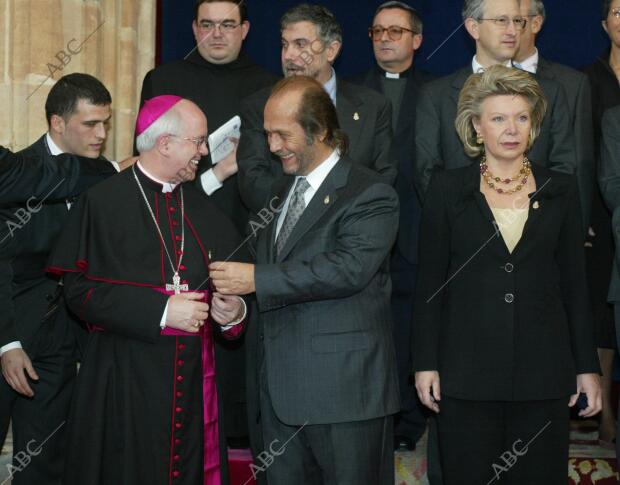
[{"x1": 136, "y1": 107, "x2": 184, "y2": 153}]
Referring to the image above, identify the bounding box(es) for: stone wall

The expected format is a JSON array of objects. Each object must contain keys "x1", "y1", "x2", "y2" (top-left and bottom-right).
[{"x1": 0, "y1": 0, "x2": 156, "y2": 161}]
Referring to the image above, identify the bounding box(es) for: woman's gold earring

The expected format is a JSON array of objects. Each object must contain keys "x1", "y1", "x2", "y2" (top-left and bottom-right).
[{"x1": 476, "y1": 133, "x2": 483, "y2": 144}]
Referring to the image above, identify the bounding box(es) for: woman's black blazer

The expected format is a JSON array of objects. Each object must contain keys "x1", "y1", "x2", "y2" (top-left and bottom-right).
[{"x1": 412, "y1": 162, "x2": 600, "y2": 401}]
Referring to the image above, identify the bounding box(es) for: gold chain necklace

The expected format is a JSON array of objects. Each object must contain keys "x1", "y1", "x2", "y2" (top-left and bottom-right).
[{"x1": 480, "y1": 156, "x2": 531, "y2": 195}]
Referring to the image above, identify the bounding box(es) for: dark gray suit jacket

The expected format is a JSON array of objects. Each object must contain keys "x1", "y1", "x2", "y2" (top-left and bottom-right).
[
  {"x1": 414, "y1": 65, "x2": 577, "y2": 201},
  {"x1": 598, "y1": 105, "x2": 620, "y2": 303},
  {"x1": 537, "y1": 57, "x2": 594, "y2": 230},
  {"x1": 248, "y1": 157, "x2": 400, "y2": 426},
  {"x1": 237, "y1": 78, "x2": 396, "y2": 214}
]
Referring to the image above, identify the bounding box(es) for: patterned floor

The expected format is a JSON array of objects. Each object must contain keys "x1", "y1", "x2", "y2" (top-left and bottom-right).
[{"x1": 1, "y1": 422, "x2": 617, "y2": 484}]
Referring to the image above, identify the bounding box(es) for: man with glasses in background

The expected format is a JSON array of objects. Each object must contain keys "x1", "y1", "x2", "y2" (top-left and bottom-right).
[
  {"x1": 349, "y1": 0, "x2": 434, "y2": 453},
  {"x1": 514, "y1": 0, "x2": 593, "y2": 230},
  {"x1": 138, "y1": 0, "x2": 276, "y2": 449},
  {"x1": 414, "y1": 0, "x2": 576, "y2": 198}
]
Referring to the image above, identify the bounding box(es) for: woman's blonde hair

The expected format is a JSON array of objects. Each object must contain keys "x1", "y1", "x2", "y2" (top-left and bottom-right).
[{"x1": 455, "y1": 65, "x2": 547, "y2": 158}]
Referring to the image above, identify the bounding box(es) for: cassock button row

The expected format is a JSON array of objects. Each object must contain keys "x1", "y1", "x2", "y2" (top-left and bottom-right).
[
  {"x1": 176, "y1": 391, "x2": 183, "y2": 398},
  {"x1": 172, "y1": 221, "x2": 179, "y2": 227},
  {"x1": 175, "y1": 235, "x2": 182, "y2": 241},
  {"x1": 175, "y1": 422, "x2": 182, "y2": 429},
  {"x1": 177, "y1": 360, "x2": 184, "y2": 366},
  {"x1": 175, "y1": 438, "x2": 181, "y2": 445},
  {"x1": 176, "y1": 250, "x2": 183, "y2": 255},
  {"x1": 170, "y1": 207, "x2": 176, "y2": 212},
  {"x1": 176, "y1": 407, "x2": 182, "y2": 413},
  {"x1": 178, "y1": 344, "x2": 185, "y2": 350},
  {"x1": 177, "y1": 375, "x2": 184, "y2": 382},
  {"x1": 179, "y1": 265, "x2": 186, "y2": 271},
  {"x1": 174, "y1": 454, "x2": 181, "y2": 461},
  {"x1": 173, "y1": 470, "x2": 180, "y2": 478}
]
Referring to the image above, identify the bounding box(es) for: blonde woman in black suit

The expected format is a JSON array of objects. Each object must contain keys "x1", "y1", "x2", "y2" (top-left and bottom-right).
[{"x1": 413, "y1": 65, "x2": 602, "y2": 485}]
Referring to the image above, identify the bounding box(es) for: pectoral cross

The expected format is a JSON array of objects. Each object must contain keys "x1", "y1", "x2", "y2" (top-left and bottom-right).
[{"x1": 166, "y1": 272, "x2": 189, "y2": 295}]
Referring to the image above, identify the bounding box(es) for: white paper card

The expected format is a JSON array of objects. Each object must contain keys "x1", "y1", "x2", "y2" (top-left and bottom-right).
[{"x1": 208, "y1": 115, "x2": 241, "y2": 165}]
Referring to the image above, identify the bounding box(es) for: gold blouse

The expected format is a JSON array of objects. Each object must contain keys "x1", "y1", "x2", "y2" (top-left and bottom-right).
[{"x1": 490, "y1": 207, "x2": 529, "y2": 253}]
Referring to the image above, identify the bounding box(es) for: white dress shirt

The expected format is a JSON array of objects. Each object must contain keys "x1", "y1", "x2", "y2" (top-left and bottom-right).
[
  {"x1": 471, "y1": 56, "x2": 514, "y2": 73},
  {"x1": 514, "y1": 48, "x2": 539, "y2": 74}
]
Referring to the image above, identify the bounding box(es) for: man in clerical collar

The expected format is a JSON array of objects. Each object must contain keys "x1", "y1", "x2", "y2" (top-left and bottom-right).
[
  {"x1": 47, "y1": 95, "x2": 247, "y2": 485},
  {"x1": 0, "y1": 73, "x2": 115, "y2": 485},
  {"x1": 211, "y1": 75, "x2": 400, "y2": 485},
  {"x1": 237, "y1": 3, "x2": 396, "y2": 215},
  {"x1": 513, "y1": 0, "x2": 594, "y2": 231},
  {"x1": 138, "y1": 0, "x2": 276, "y2": 448},
  {"x1": 413, "y1": 0, "x2": 576, "y2": 202},
  {"x1": 349, "y1": 0, "x2": 434, "y2": 455}
]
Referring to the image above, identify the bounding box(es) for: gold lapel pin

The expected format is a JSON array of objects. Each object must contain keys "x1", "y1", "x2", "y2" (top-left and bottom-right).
[
  {"x1": 533, "y1": 201, "x2": 540, "y2": 209},
  {"x1": 353, "y1": 112, "x2": 360, "y2": 121},
  {"x1": 324, "y1": 195, "x2": 330, "y2": 205}
]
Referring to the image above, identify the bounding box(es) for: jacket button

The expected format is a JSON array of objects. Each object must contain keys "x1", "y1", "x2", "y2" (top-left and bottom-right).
[
  {"x1": 504, "y1": 263, "x2": 514, "y2": 273},
  {"x1": 504, "y1": 293, "x2": 514, "y2": 303}
]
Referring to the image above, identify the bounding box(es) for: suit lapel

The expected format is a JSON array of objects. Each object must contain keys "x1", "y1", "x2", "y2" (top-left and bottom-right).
[
  {"x1": 276, "y1": 161, "x2": 349, "y2": 262},
  {"x1": 336, "y1": 80, "x2": 363, "y2": 153}
]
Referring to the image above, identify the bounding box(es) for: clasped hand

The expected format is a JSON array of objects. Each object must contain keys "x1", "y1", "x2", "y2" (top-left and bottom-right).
[{"x1": 165, "y1": 291, "x2": 243, "y2": 331}]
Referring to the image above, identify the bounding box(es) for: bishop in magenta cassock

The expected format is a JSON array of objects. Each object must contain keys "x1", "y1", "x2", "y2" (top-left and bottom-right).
[{"x1": 47, "y1": 95, "x2": 248, "y2": 485}]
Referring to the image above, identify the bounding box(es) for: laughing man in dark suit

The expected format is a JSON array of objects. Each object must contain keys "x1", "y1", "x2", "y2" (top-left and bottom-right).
[{"x1": 211, "y1": 75, "x2": 400, "y2": 485}]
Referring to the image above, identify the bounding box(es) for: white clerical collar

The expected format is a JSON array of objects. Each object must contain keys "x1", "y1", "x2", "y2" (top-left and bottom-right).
[
  {"x1": 514, "y1": 48, "x2": 538, "y2": 74},
  {"x1": 46, "y1": 133, "x2": 64, "y2": 155},
  {"x1": 304, "y1": 149, "x2": 340, "y2": 192},
  {"x1": 137, "y1": 161, "x2": 178, "y2": 193},
  {"x1": 471, "y1": 56, "x2": 513, "y2": 73},
  {"x1": 323, "y1": 68, "x2": 337, "y2": 106}
]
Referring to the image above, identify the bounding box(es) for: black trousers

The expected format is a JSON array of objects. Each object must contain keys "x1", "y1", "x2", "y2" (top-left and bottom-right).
[
  {"x1": 258, "y1": 366, "x2": 394, "y2": 485},
  {"x1": 437, "y1": 396, "x2": 569, "y2": 485},
  {"x1": 0, "y1": 319, "x2": 77, "y2": 485}
]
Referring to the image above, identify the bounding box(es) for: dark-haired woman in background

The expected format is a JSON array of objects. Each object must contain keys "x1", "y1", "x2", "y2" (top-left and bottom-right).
[
  {"x1": 413, "y1": 65, "x2": 602, "y2": 485},
  {"x1": 583, "y1": 0, "x2": 620, "y2": 447}
]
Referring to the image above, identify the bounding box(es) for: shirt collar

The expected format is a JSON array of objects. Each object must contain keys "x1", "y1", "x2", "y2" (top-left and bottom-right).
[
  {"x1": 303, "y1": 149, "x2": 340, "y2": 192},
  {"x1": 514, "y1": 48, "x2": 538, "y2": 74},
  {"x1": 46, "y1": 133, "x2": 64, "y2": 155},
  {"x1": 322, "y1": 68, "x2": 337, "y2": 106},
  {"x1": 136, "y1": 161, "x2": 179, "y2": 193},
  {"x1": 381, "y1": 64, "x2": 412, "y2": 79},
  {"x1": 471, "y1": 56, "x2": 513, "y2": 73}
]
